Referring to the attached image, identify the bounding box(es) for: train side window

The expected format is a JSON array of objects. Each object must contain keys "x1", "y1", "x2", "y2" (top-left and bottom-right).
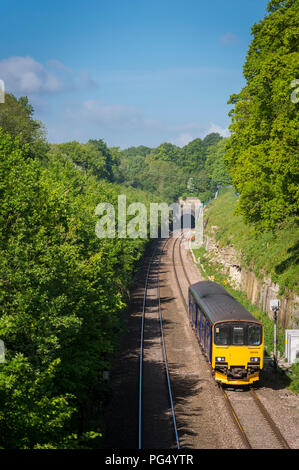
[
  {"x1": 248, "y1": 325, "x2": 262, "y2": 346},
  {"x1": 214, "y1": 325, "x2": 229, "y2": 345},
  {"x1": 232, "y1": 326, "x2": 244, "y2": 345}
]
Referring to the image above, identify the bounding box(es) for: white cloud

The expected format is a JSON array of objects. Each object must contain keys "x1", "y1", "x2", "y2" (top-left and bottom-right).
[
  {"x1": 0, "y1": 56, "x2": 63, "y2": 94},
  {"x1": 205, "y1": 122, "x2": 230, "y2": 137},
  {"x1": 220, "y1": 32, "x2": 238, "y2": 45},
  {"x1": 175, "y1": 133, "x2": 195, "y2": 146},
  {"x1": 0, "y1": 56, "x2": 98, "y2": 95},
  {"x1": 78, "y1": 70, "x2": 98, "y2": 90},
  {"x1": 47, "y1": 59, "x2": 72, "y2": 73},
  {"x1": 173, "y1": 122, "x2": 230, "y2": 146},
  {"x1": 64, "y1": 99, "x2": 230, "y2": 146},
  {"x1": 67, "y1": 100, "x2": 143, "y2": 129}
]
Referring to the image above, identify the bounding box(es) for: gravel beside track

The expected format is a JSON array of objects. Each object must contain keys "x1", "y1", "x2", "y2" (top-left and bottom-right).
[{"x1": 102, "y1": 233, "x2": 299, "y2": 449}]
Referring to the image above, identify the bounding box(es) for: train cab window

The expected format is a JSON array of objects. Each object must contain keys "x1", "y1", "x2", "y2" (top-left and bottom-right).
[
  {"x1": 232, "y1": 326, "x2": 244, "y2": 345},
  {"x1": 248, "y1": 325, "x2": 262, "y2": 346},
  {"x1": 214, "y1": 325, "x2": 229, "y2": 345}
]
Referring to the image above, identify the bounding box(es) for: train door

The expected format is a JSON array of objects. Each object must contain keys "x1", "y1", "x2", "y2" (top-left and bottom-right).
[
  {"x1": 206, "y1": 324, "x2": 212, "y2": 362},
  {"x1": 204, "y1": 321, "x2": 207, "y2": 352},
  {"x1": 209, "y1": 325, "x2": 213, "y2": 362},
  {"x1": 197, "y1": 307, "x2": 202, "y2": 341},
  {"x1": 201, "y1": 316, "x2": 206, "y2": 349},
  {"x1": 189, "y1": 294, "x2": 194, "y2": 325},
  {"x1": 195, "y1": 304, "x2": 198, "y2": 331}
]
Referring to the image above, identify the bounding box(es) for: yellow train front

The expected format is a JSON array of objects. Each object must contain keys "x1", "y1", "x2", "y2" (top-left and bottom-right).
[{"x1": 188, "y1": 281, "x2": 264, "y2": 386}]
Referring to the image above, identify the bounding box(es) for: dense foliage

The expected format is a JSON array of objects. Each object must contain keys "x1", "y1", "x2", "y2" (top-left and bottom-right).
[
  {"x1": 0, "y1": 97, "x2": 155, "y2": 448},
  {"x1": 2, "y1": 0, "x2": 298, "y2": 444},
  {"x1": 204, "y1": 188, "x2": 299, "y2": 296},
  {"x1": 0, "y1": 93, "x2": 49, "y2": 158},
  {"x1": 194, "y1": 186, "x2": 299, "y2": 392},
  {"x1": 113, "y1": 133, "x2": 231, "y2": 203},
  {"x1": 0, "y1": 86, "x2": 233, "y2": 448},
  {"x1": 225, "y1": 0, "x2": 299, "y2": 231}
]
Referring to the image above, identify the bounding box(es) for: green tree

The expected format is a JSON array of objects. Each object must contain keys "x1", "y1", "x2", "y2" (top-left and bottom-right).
[
  {"x1": 0, "y1": 94, "x2": 48, "y2": 157},
  {"x1": 205, "y1": 139, "x2": 232, "y2": 188},
  {"x1": 88, "y1": 138, "x2": 115, "y2": 181},
  {"x1": 51, "y1": 140, "x2": 114, "y2": 181},
  {"x1": 151, "y1": 142, "x2": 183, "y2": 165},
  {"x1": 182, "y1": 138, "x2": 205, "y2": 172},
  {"x1": 0, "y1": 124, "x2": 152, "y2": 448},
  {"x1": 225, "y1": 0, "x2": 299, "y2": 230}
]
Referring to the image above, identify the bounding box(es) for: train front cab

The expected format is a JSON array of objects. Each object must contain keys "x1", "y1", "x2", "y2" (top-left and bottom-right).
[{"x1": 212, "y1": 321, "x2": 264, "y2": 386}]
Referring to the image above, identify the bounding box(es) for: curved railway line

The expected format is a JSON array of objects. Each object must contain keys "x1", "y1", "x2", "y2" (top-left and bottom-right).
[
  {"x1": 104, "y1": 233, "x2": 296, "y2": 450},
  {"x1": 137, "y1": 232, "x2": 291, "y2": 449},
  {"x1": 171, "y1": 232, "x2": 291, "y2": 450}
]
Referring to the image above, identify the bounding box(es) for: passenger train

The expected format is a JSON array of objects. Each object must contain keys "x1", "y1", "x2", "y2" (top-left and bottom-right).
[{"x1": 188, "y1": 281, "x2": 264, "y2": 385}]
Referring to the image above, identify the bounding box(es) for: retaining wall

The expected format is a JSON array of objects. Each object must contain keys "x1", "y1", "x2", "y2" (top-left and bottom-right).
[{"x1": 203, "y1": 233, "x2": 299, "y2": 329}]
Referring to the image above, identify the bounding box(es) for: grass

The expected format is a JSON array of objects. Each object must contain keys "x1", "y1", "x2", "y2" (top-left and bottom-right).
[{"x1": 204, "y1": 188, "x2": 299, "y2": 296}]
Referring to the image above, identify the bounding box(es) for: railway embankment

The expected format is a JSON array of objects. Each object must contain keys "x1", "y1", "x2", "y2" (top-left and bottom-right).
[
  {"x1": 200, "y1": 188, "x2": 299, "y2": 330},
  {"x1": 191, "y1": 188, "x2": 299, "y2": 392},
  {"x1": 202, "y1": 233, "x2": 298, "y2": 330}
]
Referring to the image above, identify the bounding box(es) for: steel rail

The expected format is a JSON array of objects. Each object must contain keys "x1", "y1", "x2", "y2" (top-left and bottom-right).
[
  {"x1": 138, "y1": 247, "x2": 157, "y2": 449},
  {"x1": 173, "y1": 233, "x2": 290, "y2": 450},
  {"x1": 221, "y1": 387, "x2": 291, "y2": 449},
  {"x1": 173, "y1": 233, "x2": 252, "y2": 449},
  {"x1": 249, "y1": 388, "x2": 290, "y2": 449},
  {"x1": 178, "y1": 234, "x2": 191, "y2": 287},
  {"x1": 220, "y1": 387, "x2": 252, "y2": 449},
  {"x1": 157, "y1": 238, "x2": 180, "y2": 449},
  {"x1": 172, "y1": 234, "x2": 189, "y2": 313},
  {"x1": 138, "y1": 238, "x2": 180, "y2": 449}
]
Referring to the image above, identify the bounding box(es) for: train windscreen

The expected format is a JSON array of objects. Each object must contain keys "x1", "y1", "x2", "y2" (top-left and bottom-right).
[
  {"x1": 214, "y1": 323, "x2": 262, "y2": 346},
  {"x1": 248, "y1": 324, "x2": 262, "y2": 346}
]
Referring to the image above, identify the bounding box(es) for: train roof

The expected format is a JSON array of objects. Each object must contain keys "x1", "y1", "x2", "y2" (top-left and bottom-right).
[{"x1": 189, "y1": 281, "x2": 261, "y2": 325}]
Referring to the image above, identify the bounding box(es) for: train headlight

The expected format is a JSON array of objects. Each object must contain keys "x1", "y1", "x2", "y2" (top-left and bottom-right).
[
  {"x1": 250, "y1": 357, "x2": 260, "y2": 362},
  {"x1": 216, "y1": 357, "x2": 226, "y2": 362}
]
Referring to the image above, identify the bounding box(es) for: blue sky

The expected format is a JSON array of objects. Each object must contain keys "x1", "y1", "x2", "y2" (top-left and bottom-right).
[{"x1": 0, "y1": 0, "x2": 269, "y2": 148}]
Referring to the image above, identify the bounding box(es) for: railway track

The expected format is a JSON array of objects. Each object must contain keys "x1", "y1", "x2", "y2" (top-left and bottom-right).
[
  {"x1": 171, "y1": 233, "x2": 190, "y2": 311},
  {"x1": 171, "y1": 232, "x2": 291, "y2": 450},
  {"x1": 138, "y1": 238, "x2": 180, "y2": 449},
  {"x1": 222, "y1": 386, "x2": 290, "y2": 449}
]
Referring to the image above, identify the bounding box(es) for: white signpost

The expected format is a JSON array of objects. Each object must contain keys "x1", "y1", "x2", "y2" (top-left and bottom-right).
[
  {"x1": 270, "y1": 299, "x2": 281, "y2": 368},
  {"x1": 0, "y1": 80, "x2": 4, "y2": 103}
]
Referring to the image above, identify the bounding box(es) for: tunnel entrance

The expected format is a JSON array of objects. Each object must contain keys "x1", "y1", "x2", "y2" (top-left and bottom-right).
[{"x1": 180, "y1": 213, "x2": 195, "y2": 229}]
